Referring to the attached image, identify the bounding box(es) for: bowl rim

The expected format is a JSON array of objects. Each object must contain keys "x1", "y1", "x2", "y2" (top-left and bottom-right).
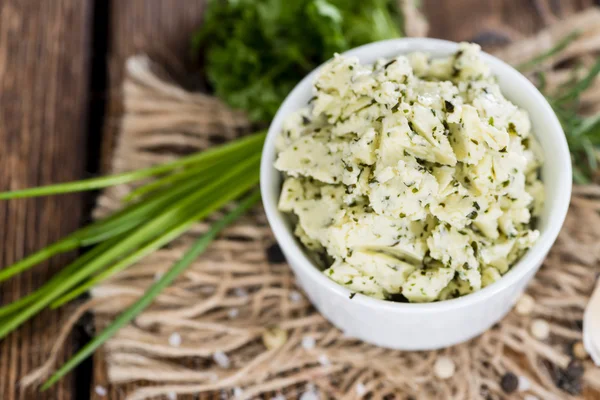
[{"x1": 260, "y1": 37, "x2": 572, "y2": 313}]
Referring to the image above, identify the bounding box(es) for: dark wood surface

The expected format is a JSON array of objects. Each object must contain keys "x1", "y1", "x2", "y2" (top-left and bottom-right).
[
  {"x1": 0, "y1": 1, "x2": 596, "y2": 399},
  {"x1": 0, "y1": 1, "x2": 93, "y2": 399}
]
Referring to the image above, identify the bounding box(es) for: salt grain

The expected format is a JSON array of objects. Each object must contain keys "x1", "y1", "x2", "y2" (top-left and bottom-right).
[
  {"x1": 201, "y1": 286, "x2": 216, "y2": 294},
  {"x1": 531, "y1": 319, "x2": 550, "y2": 340},
  {"x1": 433, "y1": 356, "x2": 455, "y2": 379},
  {"x1": 233, "y1": 387, "x2": 243, "y2": 398},
  {"x1": 302, "y1": 335, "x2": 316, "y2": 350},
  {"x1": 355, "y1": 382, "x2": 367, "y2": 396},
  {"x1": 318, "y1": 354, "x2": 330, "y2": 366},
  {"x1": 299, "y1": 390, "x2": 319, "y2": 400},
  {"x1": 167, "y1": 392, "x2": 177, "y2": 400},
  {"x1": 228, "y1": 308, "x2": 240, "y2": 319},
  {"x1": 271, "y1": 394, "x2": 286, "y2": 400},
  {"x1": 518, "y1": 375, "x2": 531, "y2": 391},
  {"x1": 515, "y1": 294, "x2": 535, "y2": 315},
  {"x1": 213, "y1": 351, "x2": 231, "y2": 369},
  {"x1": 169, "y1": 332, "x2": 182, "y2": 347},
  {"x1": 95, "y1": 385, "x2": 107, "y2": 397},
  {"x1": 235, "y1": 288, "x2": 248, "y2": 297},
  {"x1": 524, "y1": 395, "x2": 540, "y2": 400},
  {"x1": 289, "y1": 290, "x2": 302, "y2": 303}
]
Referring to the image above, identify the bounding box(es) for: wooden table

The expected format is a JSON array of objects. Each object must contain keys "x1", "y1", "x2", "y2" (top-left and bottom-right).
[{"x1": 0, "y1": 1, "x2": 596, "y2": 399}]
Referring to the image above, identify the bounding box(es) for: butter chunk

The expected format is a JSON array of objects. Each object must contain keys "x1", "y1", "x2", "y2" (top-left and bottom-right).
[{"x1": 403, "y1": 267, "x2": 455, "y2": 303}]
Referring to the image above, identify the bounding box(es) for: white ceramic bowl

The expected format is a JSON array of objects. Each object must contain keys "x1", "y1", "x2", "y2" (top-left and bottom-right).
[{"x1": 260, "y1": 38, "x2": 571, "y2": 350}]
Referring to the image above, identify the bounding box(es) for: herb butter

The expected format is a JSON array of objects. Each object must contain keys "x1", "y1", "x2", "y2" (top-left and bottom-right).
[{"x1": 275, "y1": 43, "x2": 544, "y2": 303}]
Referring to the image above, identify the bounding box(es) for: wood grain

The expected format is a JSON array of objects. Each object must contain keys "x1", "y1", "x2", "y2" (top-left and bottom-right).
[
  {"x1": 100, "y1": 0, "x2": 209, "y2": 172},
  {"x1": 423, "y1": 0, "x2": 596, "y2": 46},
  {"x1": 0, "y1": 1, "x2": 93, "y2": 400}
]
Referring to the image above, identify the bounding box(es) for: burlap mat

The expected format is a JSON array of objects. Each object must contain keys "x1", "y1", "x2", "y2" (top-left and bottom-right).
[{"x1": 26, "y1": 8, "x2": 600, "y2": 400}]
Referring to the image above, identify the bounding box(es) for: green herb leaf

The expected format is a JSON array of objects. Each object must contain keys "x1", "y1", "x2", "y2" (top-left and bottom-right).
[
  {"x1": 517, "y1": 30, "x2": 581, "y2": 72},
  {"x1": 194, "y1": 0, "x2": 404, "y2": 122}
]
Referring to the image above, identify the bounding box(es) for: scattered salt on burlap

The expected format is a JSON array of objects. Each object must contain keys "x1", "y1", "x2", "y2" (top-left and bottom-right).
[{"x1": 24, "y1": 8, "x2": 600, "y2": 400}]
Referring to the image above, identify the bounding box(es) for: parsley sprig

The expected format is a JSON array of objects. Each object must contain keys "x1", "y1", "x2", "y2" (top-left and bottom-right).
[{"x1": 193, "y1": 0, "x2": 405, "y2": 122}]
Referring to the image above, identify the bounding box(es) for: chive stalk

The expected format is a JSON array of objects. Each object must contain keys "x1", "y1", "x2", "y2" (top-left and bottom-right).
[
  {"x1": 0, "y1": 131, "x2": 265, "y2": 200},
  {"x1": 0, "y1": 144, "x2": 260, "y2": 283},
  {"x1": 0, "y1": 154, "x2": 260, "y2": 339},
  {"x1": 41, "y1": 190, "x2": 261, "y2": 390},
  {"x1": 517, "y1": 30, "x2": 581, "y2": 72},
  {"x1": 0, "y1": 236, "x2": 123, "y2": 318},
  {"x1": 51, "y1": 161, "x2": 260, "y2": 307}
]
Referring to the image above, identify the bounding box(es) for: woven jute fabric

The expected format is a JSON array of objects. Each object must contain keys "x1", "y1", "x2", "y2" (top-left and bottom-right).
[{"x1": 26, "y1": 7, "x2": 600, "y2": 400}]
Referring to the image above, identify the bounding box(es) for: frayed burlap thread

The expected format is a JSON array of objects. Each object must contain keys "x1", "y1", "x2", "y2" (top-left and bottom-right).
[{"x1": 24, "y1": 8, "x2": 600, "y2": 400}]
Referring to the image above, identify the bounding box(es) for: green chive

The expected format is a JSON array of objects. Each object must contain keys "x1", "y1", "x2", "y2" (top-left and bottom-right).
[
  {"x1": 122, "y1": 138, "x2": 262, "y2": 202},
  {"x1": 517, "y1": 30, "x2": 580, "y2": 72},
  {"x1": 0, "y1": 131, "x2": 265, "y2": 200},
  {"x1": 0, "y1": 236, "x2": 123, "y2": 318},
  {"x1": 51, "y1": 160, "x2": 260, "y2": 308},
  {"x1": 0, "y1": 155, "x2": 260, "y2": 339},
  {"x1": 41, "y1": 190, "x2": 261, "y2": 390}
]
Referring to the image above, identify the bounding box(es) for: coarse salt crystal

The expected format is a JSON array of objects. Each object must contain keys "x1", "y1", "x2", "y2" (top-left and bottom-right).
[
  {"x1": 289, "y1": 290, "x2": 303, "y2": 303},
  {"x1": 434, "y1": 356, "x2": 455, "y2": 379},
  {"x1": 201, "y1": 286, "x2": 216, "y2": 294},
  {"x1": 531, "y1": 319, "x2": 550, "y2": 340},
  {"x1": 228, "y1": 308, "x2": 240, "y2": 319},
  {"x1": 235, "y1": 288, "x2": 248, "y2": 297},
  {"x1": 271, "y1": 394, "x2": 286, "y2": 400},
  {"x1": 169, "y1": 332, "x2": 182, "y2": 347},
  {"x1": 233, "y1": 387, "x2": 243, "y2": 398},
  {"x1": 167, "y1": 392, "x2": 177, "y2": 400},
  {"x1": 302, "y1": 335, "x2": 316, "y2": 350},
  {"x1": 213, "y1": 351, "x2": 231, "y2": 369},
  {"x1": 524, "y1": 395, "x2": 540, "y2": 400},
  {"x1": 95, "y1": 385, "x2": 107, "y2": 397},
  {"x1": 515, "y1": 294, "x2": 535, "y2": 315},
  {"x1": 518, "y1": 375, "x2": 531, "y2": 391},
  {"x1": 355, "y1": 382, "x2": 367, "y2": 396},
  {"x1": 299, "y1": 390, "x2": 319, "y2": 400},
  {"x1": 318, "y1": 354, "x2": 330, "y2": 366}
]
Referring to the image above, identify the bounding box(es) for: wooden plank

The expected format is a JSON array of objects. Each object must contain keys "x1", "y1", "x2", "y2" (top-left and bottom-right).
[
  {"x1": 0, "y1": 1, "x2": 93, "y2": 400},
  {"x1": 423, "y1": 0, "x2": 596, "y2": 45},
  {"x1": 100, "y1": 0, "x2": 209, "y2": 172}
]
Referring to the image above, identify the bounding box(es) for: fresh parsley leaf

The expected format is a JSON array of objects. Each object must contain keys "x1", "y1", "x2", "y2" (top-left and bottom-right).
[{"x1": 194, "y1": 0, "x2": 405, "y2": 122}]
